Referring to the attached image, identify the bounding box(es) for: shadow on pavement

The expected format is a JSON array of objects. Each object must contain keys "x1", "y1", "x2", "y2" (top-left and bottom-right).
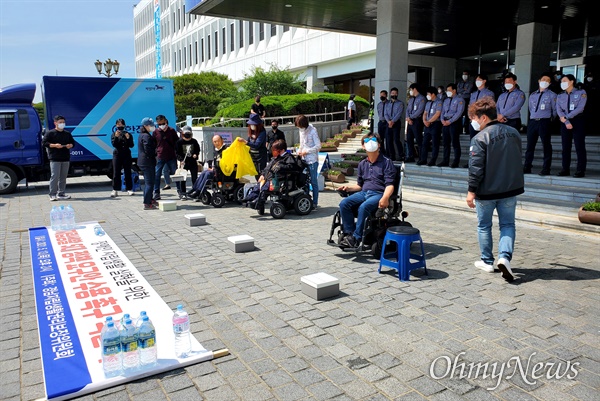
[{"x1": 511, "y1": 263, "x2": 600, "y2": 283}]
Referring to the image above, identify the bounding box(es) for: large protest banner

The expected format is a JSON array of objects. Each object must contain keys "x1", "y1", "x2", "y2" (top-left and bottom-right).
[{"x1": 29, "y1": 222, "x2": 223, "y2": 401}]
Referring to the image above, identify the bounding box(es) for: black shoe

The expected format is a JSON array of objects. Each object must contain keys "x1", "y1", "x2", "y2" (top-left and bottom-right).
[
  {"x1": 557, "y1": 170, "x2": 570, "y2": 176},
  {"x1": 416, "y1": 160, "x2": 427, "y2": 166},
  {"x1": 426, "y1": 161, "x2": 436, "y2": 167},
  {"x1": 405, "y1": 157, "x2": 415, "y2": 163},
  {"x1": 462, "y1": 163, "x2": 469, "y2": 168},
  {"x1": 188, "y1": 190, "x2": 200, "y2": 198},
  {"x1": 450, "y1": 162, "x2": 459, "y2": 168},
  {"x1": 340, "y1": 235, "x2": 357, "y2": 248},
  {"x1": 538, "y1": 170, "x2": 550, "y2": 176},
  {"x1": 523, "y1": 167, "x2": 532, "y2": 174},
  {"x1": 573, "y1": 171, "x2": 585, "y2": 178},
  {"x1": 436, "y1": 162, "x2": 449, "y2": 167}
]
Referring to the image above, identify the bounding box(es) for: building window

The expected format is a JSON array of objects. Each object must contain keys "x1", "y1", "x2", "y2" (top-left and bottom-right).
[
  {"x1": 207, "y1": 35, "x2": 211, "y2": 59},
  {"x1": 177, "y1": 9, "x2": 180, "y2": 30},
  {"x1": 194, "y1": 41, "x2": 198, "y2": 64},
  {"x1": 249, "y1": 22, "x2": 254, "y2": 45},
  {"x1": 201, "y1": 38, "x2": 204, "y2": 62},
  {"x1": 178, "y1": 49, "x2": 181, "y2": 71},
  {"x1": 222, "y1": 27, "x2": 226, "y2": 54},
  {"x1": 271, "y1": 24, "x2": 276, "y2": 37},
  {"x1": 189, "y1": 44, "x2": 192, "y2": 66},
  {"x1": 230, "y1": 23, "x2": 235, "y2": 51},
  {"x1": 239, "y1": 20, "x2": 244, "y2": 48},
  {"x1": 283, "y1": 25, "x2": 290, "y2": 32},
  {"x1": 259, "y1": 22, "x2": 264, "y2": 41},
  {"x1": 182, "y1": 5, "x2": 186, "y2": 27},
  {"x1": 173, "y1": 52, "x2": 176, "y2": 70},
  {"x1": 215, "y1": 30, "x2": 218, "y2": 57}
]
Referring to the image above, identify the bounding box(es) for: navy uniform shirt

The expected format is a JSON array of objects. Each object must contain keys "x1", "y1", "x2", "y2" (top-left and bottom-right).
[
  {"x1": 441, "y1": 96, "x2": 465, "y2": 123},
  {"x1": 384, "y1": 100, "x2": 405, "y2": 123},
  {"x1": 557, "y1": 88, "x2": 587, "y2": 124},
  {"x1": 528, "y1": 89, "x2": 557, "y2": 119},
  {"x1": 424, "y1": 98, "x2": 443, "y2": 122},
  {"x1": 406, "y1": 94, "x2": 426, "y2": 119},
  {"x1": 497, "y1": 88, "x2": 526, "y2": 119},
  {"x1": 357, "y1": 153, "x2": 396, "y2": 193},
  {"x1": 377, "y1": 100, "x2": 388, "y2": 120},
  {"x1": 458, "y1": 79, "x2": 474, "y2": 100},
  {"x1": 470, "y1": 88, "x2": 495, "y2": 104}
]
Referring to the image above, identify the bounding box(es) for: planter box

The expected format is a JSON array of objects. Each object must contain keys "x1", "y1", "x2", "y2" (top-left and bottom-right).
[
  {"x1": 332, "y1": 166, "x2": 354, "y2": 176},
  {"x1": 334, "y1": 136, "x2": 348, "y2": 143},
  {"x1": 321, "y1": 146, "x2": 338, "y2": 152},
  {"x1": 342, "y1": 131, "x2": 356, "y2": 139},
  {"x1": 342, "y1": 159, "x2": 361, "y2": 167},
  {"x1": 351, "y1": 129, "x2": 362, "y2": 136},
  {"x1": 578, "y1": 207, "x2": 600, "y2": 225},
  {"x1": 326, "y1": 172, "x2": 346, "y2": 183}
]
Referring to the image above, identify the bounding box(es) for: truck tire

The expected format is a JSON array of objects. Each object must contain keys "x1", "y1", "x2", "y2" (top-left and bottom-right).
[{"x1": 0, "y1": 166, "x2": 18, "y2": 194}]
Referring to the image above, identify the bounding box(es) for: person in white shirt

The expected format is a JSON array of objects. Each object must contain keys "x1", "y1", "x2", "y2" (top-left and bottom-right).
[{"x1": 296, "y1": 114, "x2": 321, "y2": 209}]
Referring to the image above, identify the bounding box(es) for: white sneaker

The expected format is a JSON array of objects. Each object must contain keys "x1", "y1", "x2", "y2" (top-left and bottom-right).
[
  {"x1": 497, "y1": 258, "x2": 515, "y2": 282},
  {"x1": 49, "y1": 195, "x2": 57, "y2": 202},
  {"x1": 474, "y1": 260, "x2": 494, "y2": 273},
  {"x1": 110, "y1": 190, "x2": 118, "y2": 198},
  {"x1": 127, "y1": 190, "x2": 135, "y2": 196}
]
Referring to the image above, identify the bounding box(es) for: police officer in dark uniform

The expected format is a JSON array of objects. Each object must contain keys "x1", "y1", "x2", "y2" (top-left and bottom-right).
[
  {"x1": 418, "y1": 86, "x2": 443, "y2": 166},
  {"x1": 405, "y1": 83, "x2": 426, "y2": 162},
  {"x1": 376, "y1": 90, "x2": 388, "y2": 155},
  {"x1": 524, "y1": 72, "x2": 557, "y2": 176},
  {"x1": 497, "y1": 73, "x2": 526, "y2": 132},
  {"x1": 556, "y1": 74, "x2": 588, "y2": 177}
]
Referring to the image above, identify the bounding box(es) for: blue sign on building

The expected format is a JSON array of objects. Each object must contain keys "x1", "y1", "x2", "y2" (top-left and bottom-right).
[{"x1": 154, "y1": 0, "x2": 161, "y2": 78}]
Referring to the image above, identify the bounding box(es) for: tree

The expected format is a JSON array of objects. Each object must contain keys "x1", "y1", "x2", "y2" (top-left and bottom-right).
[
  {"x1": 33, "y1": 102, "x2": 45, "y2": 126},
  {"x1": 170, "y1": 72, "x2": 236, "y2": 123}
]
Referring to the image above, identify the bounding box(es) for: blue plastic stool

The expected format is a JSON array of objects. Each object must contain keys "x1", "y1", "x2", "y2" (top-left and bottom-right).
[{"x1": 379, "y1": 225, "x2": 427, "y2": 281}]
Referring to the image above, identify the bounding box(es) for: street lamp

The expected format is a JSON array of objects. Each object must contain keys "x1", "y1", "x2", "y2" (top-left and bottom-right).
[{"x1": 94, "y1": 58, "x2": 120, "y2": 77}]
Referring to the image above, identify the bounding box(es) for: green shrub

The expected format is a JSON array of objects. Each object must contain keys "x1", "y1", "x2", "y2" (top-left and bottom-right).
[
  {"x1": 582, "y1": 201, "x2": 600, "y2": 212},
  {"x1": 333, "y1": 162, "x2": 351, "y2": 168}
]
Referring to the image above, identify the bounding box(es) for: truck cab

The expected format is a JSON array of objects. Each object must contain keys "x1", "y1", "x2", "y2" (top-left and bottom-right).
[{"x1": 0, "y1": 83, "x2": 44, "y2": 194}]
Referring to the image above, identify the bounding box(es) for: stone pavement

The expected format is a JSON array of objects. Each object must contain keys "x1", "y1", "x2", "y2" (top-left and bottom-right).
[{"x1": 1, "y1": 176, "x2": 599, "y2": 401}]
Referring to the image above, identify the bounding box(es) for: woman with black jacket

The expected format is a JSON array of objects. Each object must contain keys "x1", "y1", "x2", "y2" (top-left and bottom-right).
[
  {"x1": 110, "y1": 118, "x2": 135, "y2": 197},
  {"x1": 175, "y1": 126, "x2": 200, "y2": 200}
]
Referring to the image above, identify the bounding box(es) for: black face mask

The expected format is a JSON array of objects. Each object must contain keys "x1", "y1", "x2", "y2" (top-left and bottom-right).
[
  {"x1": 391, "y1": 95, "x2": 398, "y2": 100},
  {"x1": 183, "y1": 133, "x2": 192, "y2": 139},
  {"x1": 117, "y1": 127, "x2": 125, "y2": 131},
  {"x1": 380, "y1": 96, "x2": 386, "y2": 101},
  {"x1": 272, "y1": 126, "x2": 278, "y2": 130}
]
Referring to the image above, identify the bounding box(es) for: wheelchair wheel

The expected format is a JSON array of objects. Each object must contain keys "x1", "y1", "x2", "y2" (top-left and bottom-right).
[
  {"x1": 200, "y1": 191, "x2": 211, "y2": 205},
  {"x1": 270, "y1": 202, "x2": 286, "y2": 219},
  {"x1": 371, "y1": 240, "x2": 383, "y2": 258},
  {"x1": 212, "y1": 193, "x2": 226, "y2": 208},
  {"x1": 257, "y1": 202, "x2": 265, "y2": 215},
  {"x1": 233, "y1": 184, "x2": 245, "y2": 203},
  {"x1": 293, "y1": 194, "x2": 313, "y2": 215}
]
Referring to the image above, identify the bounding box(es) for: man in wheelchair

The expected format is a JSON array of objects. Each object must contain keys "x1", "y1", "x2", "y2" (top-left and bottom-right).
[
  {"x1": 187, "y1": 134, "x2": 228, "y2": 199},
  {"x1": 241, "y1": 139, "x2": 311, "y2": 215},
  {"x1": 337, "y1": 132, "x2": 396, "y2": 248}
]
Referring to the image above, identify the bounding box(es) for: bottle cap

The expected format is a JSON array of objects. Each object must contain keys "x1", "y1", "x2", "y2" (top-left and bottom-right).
[
  {"x1": 125, "y1": 318, "x2": 132, "y2": 325},
  {"x1": 177, "y1": 304, "x2": 183, "y2": 310}
]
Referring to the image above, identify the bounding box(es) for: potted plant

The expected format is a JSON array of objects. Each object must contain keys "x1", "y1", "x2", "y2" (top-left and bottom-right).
[
  {"x1": 325, "y1": 169, "x2": 346, "y2": 183},
  {"x1": 578, "y1": 197, "x2": 600, "y2": 225},
  {"x1": 320, "y1": 141, "x2": 338, "y2": 152},
  {"x1": 342, "y1": 154, "x2": 366, "y2": 166},
  {"x1": 332, "y1": 161, "x2": 354, "y2": 176},
  {"x1": 334, "y1": 134, "x2": 348, "y2": 143},
  {"x1": 350, "y1": 124, "x2": 362, "y2": 136},
  {"x1": 341, "y1": 130, "x2": 356, "y2": 138}
]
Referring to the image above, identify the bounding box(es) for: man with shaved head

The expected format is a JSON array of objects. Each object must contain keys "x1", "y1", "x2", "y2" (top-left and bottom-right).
[{"x1": 187, "y1": 134, "x2": 227, "y2": 200}]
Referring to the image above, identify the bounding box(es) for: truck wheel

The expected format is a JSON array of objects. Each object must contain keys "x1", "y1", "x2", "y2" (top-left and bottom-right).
[{"x1": 0, "y1": 166, "x2": 18, "y2": 194}]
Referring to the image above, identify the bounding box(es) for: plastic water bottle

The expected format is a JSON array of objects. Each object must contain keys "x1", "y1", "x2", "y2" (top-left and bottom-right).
[
  {"x1": 101, "y1": 321, "x2": 122, "y2": 378},
  {"x1": 94, "y1": 224, "x2": 105, "y2": 236},
  {"x1": 59, "y1": 205, "x2": 68, "y2": 230},
  {"x1": 119, "y1": 313, "x2": 131, "y2": 330},
  {"x1": 50, "y1": 206, "x2": 60, "y2": 231},
  {"x1": 100, "y1": 316, "x2": 113, "y2": 337},
  {"x1": 172, "y1": 304, "x2": 191, "y2": 358},
  {"x1": 120, "y1": 318, "x2": 139, "y2": 373},
  {"x1": 64, "y1": 204, "x2": 75, "y2": 229},
  {"x1": 138, "y1": 316, "x2": 157, "y2": 367},
  {"x1": 135, "y1": 311, "x2": 148, "y2": 328}
]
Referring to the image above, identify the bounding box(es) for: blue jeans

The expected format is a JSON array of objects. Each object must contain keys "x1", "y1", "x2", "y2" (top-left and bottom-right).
[
  {"x1": 475, "y1": 196, "x2": 517, "y2": 265},
  {"x1": 140, "y1": 165, "x2": 156, "y2": 205},
  {"x1": 192, "y1": 170, "x2": 214, "y2": 193},
  {"x1": 307, "y1": 162, "x2": 319, "y2": 206},
  {"x1": 339, "y1": 190, "x2": 383, "y2": 240},
  {"x1": 154, "y1": 158, "x2": 177, "y2": 193}
]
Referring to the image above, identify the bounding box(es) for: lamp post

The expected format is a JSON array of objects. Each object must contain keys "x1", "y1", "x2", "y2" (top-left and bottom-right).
[{"x1": 94, "y1": 58, "x2": 120, "y2": 77}]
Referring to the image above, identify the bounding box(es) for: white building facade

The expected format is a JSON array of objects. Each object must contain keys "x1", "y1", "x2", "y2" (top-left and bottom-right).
[{"x1": 133, "y1": 0, "x2": 455, "y2": 101}]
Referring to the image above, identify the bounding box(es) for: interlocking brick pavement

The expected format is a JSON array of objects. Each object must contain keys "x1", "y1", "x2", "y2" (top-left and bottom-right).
[{"x1": 1, "y1": 176, "x2": 599, "y2": 400}]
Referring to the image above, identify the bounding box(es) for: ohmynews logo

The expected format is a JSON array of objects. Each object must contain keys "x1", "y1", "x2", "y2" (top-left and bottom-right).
[{"x1": 430, "y1": 352, "x2": 580, "y2": 390}]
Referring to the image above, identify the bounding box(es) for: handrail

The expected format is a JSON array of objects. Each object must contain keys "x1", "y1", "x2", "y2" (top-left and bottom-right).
[{"x1": 177, "y1": 110, "x2": 347, "y2": 128}]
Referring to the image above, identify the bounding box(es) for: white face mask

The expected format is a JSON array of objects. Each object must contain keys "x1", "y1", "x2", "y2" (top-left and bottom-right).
[
  {"x1": 539, "y1": 81, "x2": 550, "y2": 89},
  {"x1": 159, "y1": 124, "x2": 167, "y2": 130},
  {"x1": 250, "y1": 125, "x2": 256, "y2": 131},
  {"x1": 560, "y1": 82, "x2": 569, "y2": 90},
  {"x1": 504, "y1": 83, "x2": 514, "y2": 90},
  {"x1": 364, "y1": 140, "x2": 378, "y2": 152},
  {"x1": 446, "y1": 91, "x2": 453, "y2": 98},
  {"x1": 147, "y1": 126, "x2": 155, "y2": 132},
  {"x1": 426, "y1": 95, "x2": 432, "y2": 101},
  {"x1": 298, "y1": 127, "x2": 306, "y2": 134},
  {"x1": 587, "y1": 77, "x2": 593, "y2": 82},
  {"x1": 462, "y1": 75, "x2": 468, "y2": 81},
  {"x1": 475, "y1": 80, "x2": 483, "y2": 88},
  {"x1": 438, "y1": 89, "x2": 442, "y2": 94},
  {"x1": 471, "y1": 119, "x2": 481, "y2": 131},
  {"x1": 409, "y1": 90, "x2": 414, "y2": 97},
  {"x1": 57, "y1": 123, "x2": 66, "y2": 130}
]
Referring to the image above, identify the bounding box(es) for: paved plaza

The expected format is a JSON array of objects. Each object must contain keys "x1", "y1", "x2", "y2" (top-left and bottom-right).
[{"x1": 1, "y1": 176, "x2": 599, "y2": 401}]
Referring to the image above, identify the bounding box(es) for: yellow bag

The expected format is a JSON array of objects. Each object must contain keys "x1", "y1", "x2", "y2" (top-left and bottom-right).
[{"x1": 220, "y1": 139, "x2": 258, "y2": 178}]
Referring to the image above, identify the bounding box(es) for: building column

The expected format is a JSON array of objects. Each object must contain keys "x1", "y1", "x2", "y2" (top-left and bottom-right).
[
  {"x1": 515, "y1": 22, "x2": 553, "y2": 126},
  {"x1": 305, "y1": 66, "x2": 325, "y2": 93},
  {"x1": 374, "y1": 0, "x2": 410, "y2": 132}
]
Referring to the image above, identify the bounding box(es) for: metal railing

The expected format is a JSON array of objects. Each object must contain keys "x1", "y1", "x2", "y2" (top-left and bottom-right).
[{"x1": 177, "y1": 110, "x2": 347, "y2": 128}]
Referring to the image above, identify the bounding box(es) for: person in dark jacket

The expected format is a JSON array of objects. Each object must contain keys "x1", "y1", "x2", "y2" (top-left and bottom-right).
[
  {"x1": 187, "y1": 134, "x2": 228, "y2": 200},
  {"x1": 138, "y1": 117, "x2": 158, "y2": 210},
  {"x1": 152, "y1": 115, "x2": 179, "y2": 200},
  {"x1": 266, "y1": 120, "x2": 286, "y2": 159},
  {"x1": 175, "y1": 126, "x2": 200, "y2": 200},
  {"x1": 42, "y1": 115, "x2": 75, "y2": 201},
  {"x1": 110, "y1": 118, "x2": 135, "y2": 198},
  {"x1": 238, "y1": 113, "x2": 267, "y2": 178},
  {"x1": 466, "y1": 98, "x2": 524, "y2": 282}
]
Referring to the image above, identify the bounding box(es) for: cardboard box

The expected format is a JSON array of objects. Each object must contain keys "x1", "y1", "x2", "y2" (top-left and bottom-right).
[
  {"x1": 158, "y1": 200, "x2": 177, "y2": 211},
  {"x1": 301, "y1": 272, "x2": 339, "y2": 300},
  {"x1": 185, "y1": 213, "x2": 206, "y2": 226},
  {"x1": 227, "y1": 234, "x2": 255, "y2": 253}
]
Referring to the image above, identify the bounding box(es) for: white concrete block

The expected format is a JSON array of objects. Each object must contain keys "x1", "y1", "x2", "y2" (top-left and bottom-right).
[
  {"x1": 185, "y1": 213, "x2": 206, "y2": 226},
  {"x1": 227, "y1": 234, "x2": 255, "y2": 253},
  {"x1": 158, "y1": 200, "x2": 177, "y2": 211},
  {"x1": 301, "y1": 272, "x2": 340, "y2": 300}
]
